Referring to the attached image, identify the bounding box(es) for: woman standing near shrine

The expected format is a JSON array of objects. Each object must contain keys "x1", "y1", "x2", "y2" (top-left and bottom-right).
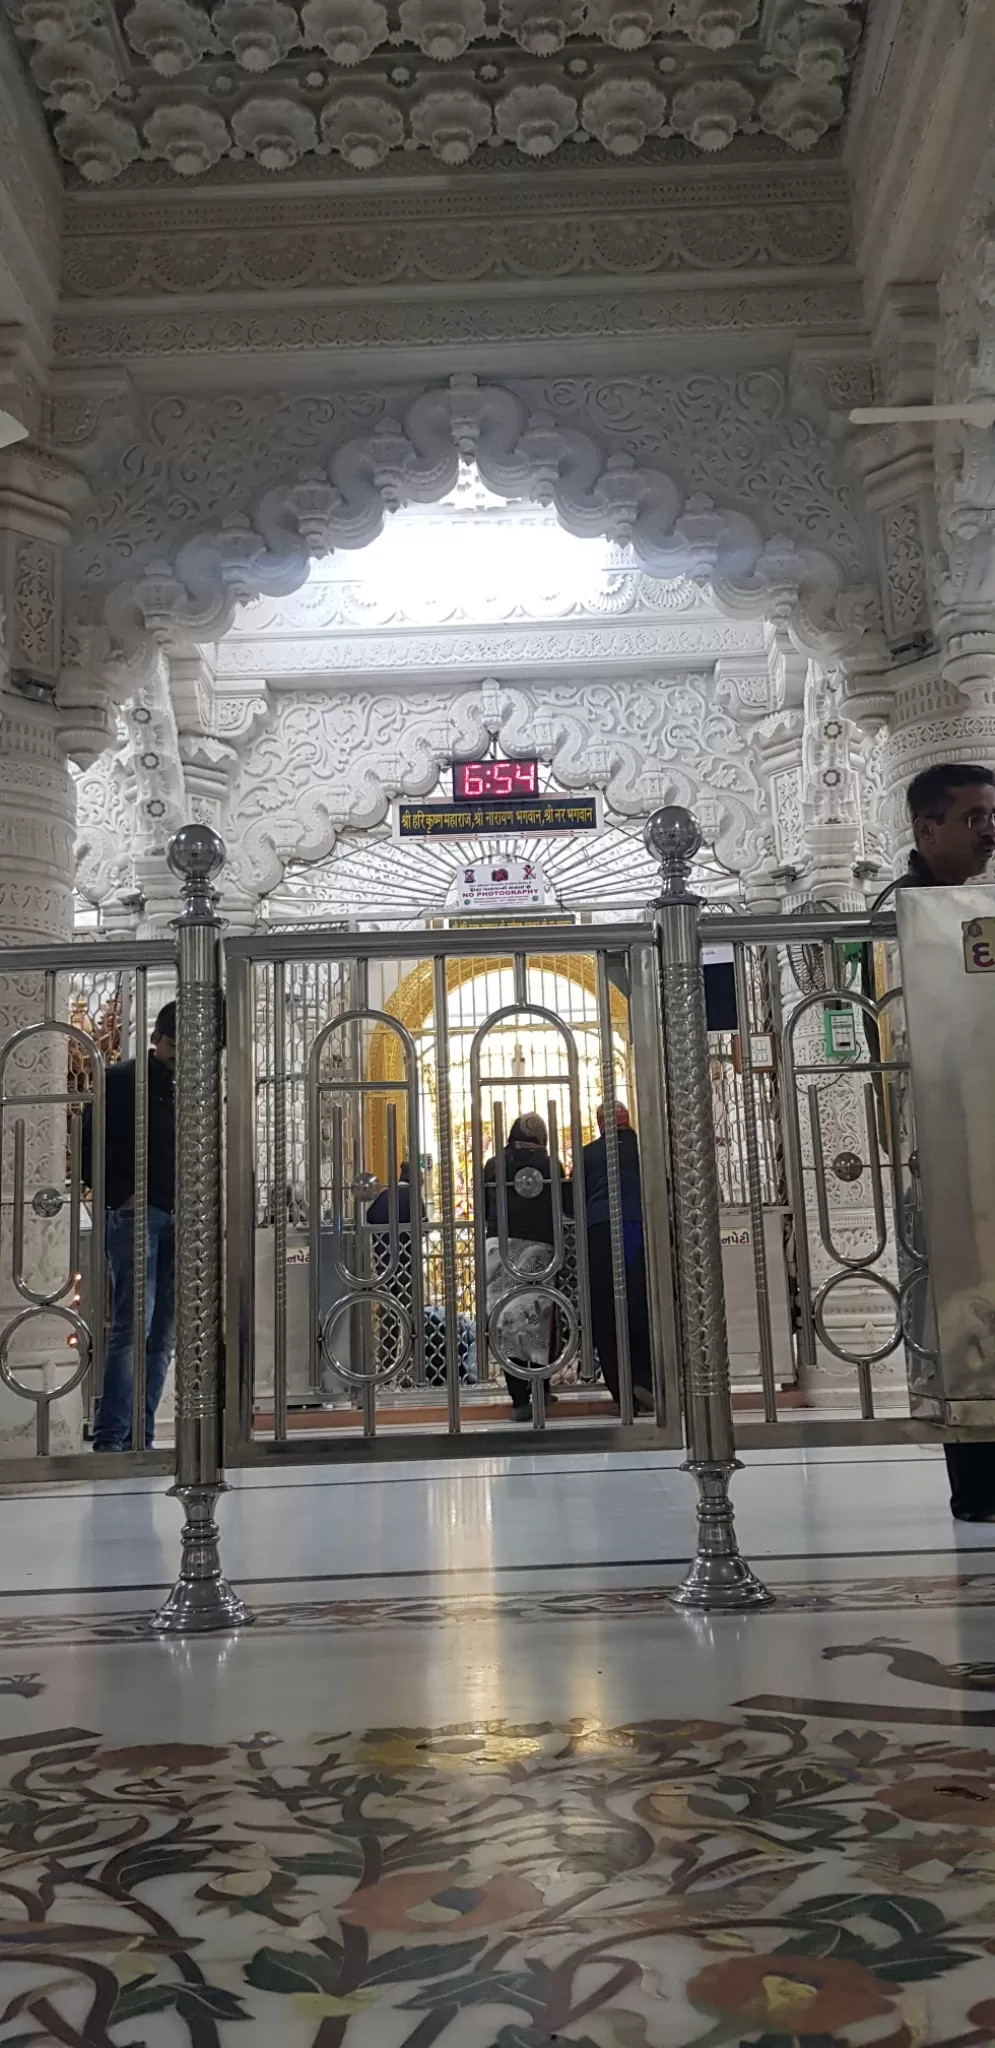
[{"x1": 482, "y1": 1112, "x2": 562, "y2": 1422}]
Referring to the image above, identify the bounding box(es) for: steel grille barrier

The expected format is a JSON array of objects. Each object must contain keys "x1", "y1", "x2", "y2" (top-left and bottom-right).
[
  {"x1": 225, "y1": 923, "x2": 682, "y2": 1454},
  {"x1": 0, "y1": 811, "x2": 971, "y2": 1627},
  {"x1": 0, "y1": 938, "x2": 176, "y2": 1480}
]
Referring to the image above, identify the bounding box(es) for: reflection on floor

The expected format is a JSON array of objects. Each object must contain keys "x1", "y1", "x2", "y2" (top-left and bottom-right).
[{"x1": 2, "y1": 1445, "x2": 995, "y2": 2045}]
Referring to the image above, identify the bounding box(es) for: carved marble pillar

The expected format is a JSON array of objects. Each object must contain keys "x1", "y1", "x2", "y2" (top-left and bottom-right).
[
  {"x1": 750, "y1": 625, "x2": 809, "y2": 891},
  {"x1": 801, "y1": 664, "x2": 872, "y2": 900}
]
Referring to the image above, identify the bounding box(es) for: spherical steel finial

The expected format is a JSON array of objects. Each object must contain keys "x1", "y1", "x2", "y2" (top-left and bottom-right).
[
  {"x1": 645, "y1": 805, "x2": 702, "y2": 903},
  {"x1": 167, "y1": 824, "x2": 225, "y2": 923},
  {"x1": 644, "y1": 805, "x2": 702, "y2": 868},
  {"x1": 167, "y1": 823, "x2": 225, "y2": 886}
]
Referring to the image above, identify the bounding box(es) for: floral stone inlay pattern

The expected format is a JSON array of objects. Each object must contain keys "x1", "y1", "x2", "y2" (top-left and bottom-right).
[{"x1": 4, "y1": 1709, "x2": 995, "y2": 2043}]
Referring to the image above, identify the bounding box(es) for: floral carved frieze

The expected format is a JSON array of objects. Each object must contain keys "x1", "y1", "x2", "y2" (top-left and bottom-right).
[
  {"x1": 66, "y1": 371, "x2": 875, "y2": 679},
  {"x1": 62, "y1": 190, "x2": 853, "y2": 299},
  {"x1": 53, "y1": 282, "x2": 867, "y2": 367},
  {"x1": 6, "y1": 0, "x2": 868, "y2": 180}
]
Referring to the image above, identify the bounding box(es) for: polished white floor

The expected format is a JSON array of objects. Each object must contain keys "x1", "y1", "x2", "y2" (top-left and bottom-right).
[
  {"x1": 0, "y1": 1441, "x2": 991, "y2": 1611},
  {"x1": 3, "y1": 1443, "x2": 995, "y2": 2048}
]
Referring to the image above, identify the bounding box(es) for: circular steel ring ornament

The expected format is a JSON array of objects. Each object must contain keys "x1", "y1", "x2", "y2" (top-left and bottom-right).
[
  {"x1": 0, "y1": 1305, "x2": 92, "y2": 1405},
  {"x1": 318, "y1": 1290, "x2": 413, "y2": 1388},
  {"x1": 811, "y1": 1267, "x2": 902, "y2": 1366},
  {"x1": 487, "y1": 1282, "x2": 579, "y2": 1379}
]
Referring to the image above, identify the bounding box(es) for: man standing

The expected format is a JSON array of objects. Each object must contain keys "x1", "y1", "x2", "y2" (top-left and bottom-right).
[
  {"x1": 82, "y1": 1001, "x2": 176, "y2": 1450},
  {"x1": 899, "y1": 764, "x2": 995, "y2": 1519}
]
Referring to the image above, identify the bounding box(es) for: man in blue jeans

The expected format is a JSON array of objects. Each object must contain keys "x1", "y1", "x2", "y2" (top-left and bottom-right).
[{"x1": 82, "y1": 1002, "x2": 176, "y2": 1450}]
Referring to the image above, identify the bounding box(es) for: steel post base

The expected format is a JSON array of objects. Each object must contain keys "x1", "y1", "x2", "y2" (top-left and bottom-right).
[
  {"x1": 153, "y1": 1483, "x2": 255, "y2": 1635},
  {"x1": 671, "y1": 1460, "x2": 774, "y2": 1612}
]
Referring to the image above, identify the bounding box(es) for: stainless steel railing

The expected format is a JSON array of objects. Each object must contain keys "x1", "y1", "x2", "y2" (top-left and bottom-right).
[
  {"x1": 0, "y1": 810, "x2": 958, "y2": 1628},
  {"x1": 224, "y1": 919, "x2": 683, "y2": 1457},
  {"x1": 0, "y1": 936, "x2": 175, "y2": 1477},
  {"x1": 689, "y1": 900, "x2": 934, "y2": 1450}
]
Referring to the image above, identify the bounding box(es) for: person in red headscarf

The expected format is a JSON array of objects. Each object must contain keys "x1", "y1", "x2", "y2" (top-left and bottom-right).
[{"x1": 572, "y1": 1103, "x2": 654, "y2": 1414}]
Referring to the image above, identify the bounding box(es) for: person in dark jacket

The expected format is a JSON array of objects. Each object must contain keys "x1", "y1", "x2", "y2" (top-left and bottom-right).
[
  {"x1": 573, "y1": 1103, "x2": 654, "y2": 1413},
  {"x1": 367, "y1": 1161, "x2": 411, "y2": 1227},
  {"x1": 483, "y1": 1112, "x2": 562, "y2": 1420},
  {"x1": 82, "y1": 1001, "x2": 176, "y2": 1450},
  {"x1": 898, "y1": 763, "x2": 995, "y2": 1520}
]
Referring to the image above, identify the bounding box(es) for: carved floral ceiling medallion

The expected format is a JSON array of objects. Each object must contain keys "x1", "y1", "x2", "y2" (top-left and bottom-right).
[{"x1": 4, "y1": 0, "x2": 867, "y2": 180}]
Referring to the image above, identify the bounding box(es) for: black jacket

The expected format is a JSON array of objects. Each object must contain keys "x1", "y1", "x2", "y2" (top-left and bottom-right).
[
  {"x1": 483, "y1": 1144, "x2": 560, "y2": 1245},
  {"x1": 574, "y1": 1127, "x2": 643, "y2": 1228},
  {"x1": 81, "y1": 1054, "x2": 175, "y2": 1214},
  {"x1": 368, "y1": 1177, "x2": 411, "y2": 1225}
]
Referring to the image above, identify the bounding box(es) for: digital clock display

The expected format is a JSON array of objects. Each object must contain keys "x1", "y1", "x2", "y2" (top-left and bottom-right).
[{"x1": 453, "y1": 760, "x2": 539, "y2": 799}]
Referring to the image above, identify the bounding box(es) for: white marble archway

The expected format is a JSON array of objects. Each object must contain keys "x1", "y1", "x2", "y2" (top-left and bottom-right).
[
  {"x1": 63, "y1": 367, "x2": 884, "y2": 924},
  {"x1": 61, "y1": 368, "x2": 881, "y2": 709}
]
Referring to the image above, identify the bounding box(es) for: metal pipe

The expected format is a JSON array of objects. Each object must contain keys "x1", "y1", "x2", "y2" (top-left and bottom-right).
[
  {"x1": 131, "y1": 969, "x2": 148, "y2": 1452},
  {"x1": 227, "y1": 924, "x2": 656, "y2": 964},
  {"x1": 154, "y1": 824, "x2": 252, "y2": 1636},
  {"x1": 596, "y1": 952, "x2": 633, "y2": 1425},
  {"x1": 699, "y1": 911, "x2": 897, "y2": 946},
  {"x1": 224, "y1": 954, "x2": 256, "y2": 1458},
  {"x1": 628, "y1": 942, "x2": 682, "y2": 1434},
  {"x1": 272, "y1": 960, "x2": 288, "y2": 1444},
  {"x1": 778, "y1": 998, "x2": 820, "y2": 1383},
  {"x1": 647, "y1": 806, "x2": 771, "y2": 1612},
  {"x1": 0, "y1": 940, "x2": 177, "y2": 975},
  {"x1": 732, "y1": 946, "x2": 778, "y2": 1424},
  {"x1": 351, "y1": 962, "x2": 375, "y2": 1432},
  {"x1": 432, "y1": 954, "x2": 462, "y2": 1434}
]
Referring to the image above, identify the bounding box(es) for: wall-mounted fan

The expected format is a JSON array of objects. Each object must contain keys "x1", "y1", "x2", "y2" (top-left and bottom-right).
[{"x1": 849, "y1": 402, "x2": 995, "y2": 429}]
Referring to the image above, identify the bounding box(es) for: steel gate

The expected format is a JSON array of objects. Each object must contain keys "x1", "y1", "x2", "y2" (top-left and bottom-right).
[{"x1": 223, "y1": 923, "x2": 684, "y2": 1460}]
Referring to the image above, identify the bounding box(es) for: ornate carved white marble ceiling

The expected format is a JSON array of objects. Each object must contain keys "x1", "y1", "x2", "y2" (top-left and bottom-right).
[
  {"x1": 5, "y1": 0, "x2": 867, "y2": 182},
  {"x1": 212, "y1": 471, "x2": 770, "y2": 685}
]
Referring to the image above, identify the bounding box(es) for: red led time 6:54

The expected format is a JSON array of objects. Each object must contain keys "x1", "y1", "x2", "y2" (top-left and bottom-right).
[{"x1": 452, "y1": 760, "x2": 539, "y2": 799}]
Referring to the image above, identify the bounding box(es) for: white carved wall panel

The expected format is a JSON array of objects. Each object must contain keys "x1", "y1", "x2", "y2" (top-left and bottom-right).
[{"x1": 225, "y1": 671, "x2": 773, "y2": 899}]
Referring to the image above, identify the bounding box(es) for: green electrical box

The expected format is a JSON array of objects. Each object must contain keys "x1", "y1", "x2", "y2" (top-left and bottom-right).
[{"x1": 823, "y1": 1002, "x2": 858, "y2": 1060}]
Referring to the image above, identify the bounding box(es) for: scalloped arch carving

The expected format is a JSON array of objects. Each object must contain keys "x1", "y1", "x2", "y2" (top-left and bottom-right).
[{"x1": 81, "y1": 370, "x2": 877, "y2": 688}]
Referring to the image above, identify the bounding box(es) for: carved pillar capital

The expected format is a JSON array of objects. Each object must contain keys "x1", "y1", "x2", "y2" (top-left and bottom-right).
[
  {"x1": 847, "y1": 424, "x2": 939, "y2": 666},
  {"x1": 938, "y1": 624, "x2": 995, "y2": 713},
  {"x1": 0, "y1": 442, "x2": 89, "y2": 686}
]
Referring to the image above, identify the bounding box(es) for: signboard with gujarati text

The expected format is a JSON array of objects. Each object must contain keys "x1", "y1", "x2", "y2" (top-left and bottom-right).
[{"x1": 395, "y1": 797, "x2": 600, "y2": 839}]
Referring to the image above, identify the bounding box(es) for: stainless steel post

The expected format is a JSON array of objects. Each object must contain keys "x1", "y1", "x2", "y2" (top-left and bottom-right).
[
  {"x1": 154, "y1": 825, "x2": 253, "y2": 1635},
  {"x1": 647, "y1": 806, "x2": 772, "y2": 1611}
]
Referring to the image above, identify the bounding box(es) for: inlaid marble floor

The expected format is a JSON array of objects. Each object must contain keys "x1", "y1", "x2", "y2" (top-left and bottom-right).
[{"x1": 2, "y1": 1444, "x2": 995, "y2": 2045}]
